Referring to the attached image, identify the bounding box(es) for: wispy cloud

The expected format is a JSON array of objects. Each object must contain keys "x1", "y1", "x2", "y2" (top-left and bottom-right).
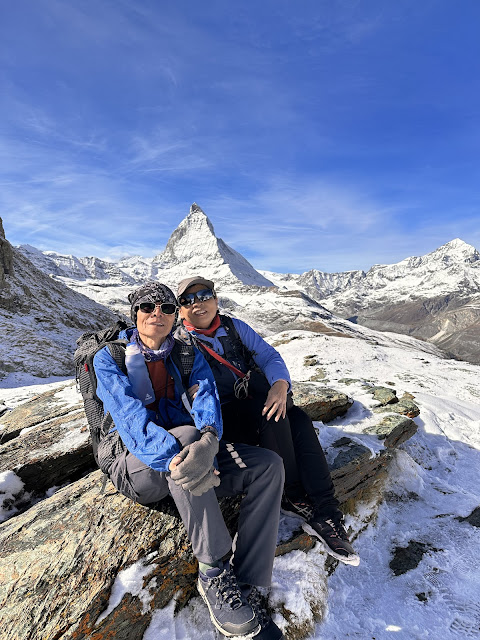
[{"x1": 1, "y1": 0, "x2": 478, "y2": 273}]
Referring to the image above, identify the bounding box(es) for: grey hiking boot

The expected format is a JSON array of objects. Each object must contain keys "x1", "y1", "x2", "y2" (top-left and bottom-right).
[
  {"x1": 197, "y1": 563, "x2": 260, "y2": 637},
  {"x1": 303, "y1": 514, "x2": 360, "y2": 566}
]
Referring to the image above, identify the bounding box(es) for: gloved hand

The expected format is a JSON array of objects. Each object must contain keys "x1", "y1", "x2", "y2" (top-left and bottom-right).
[
  {"x1": 170, "y1": 431, "x2": 219, "y2": 491},
  {"x1": 188, "y1": 468, "x2": 221, "y2": 496}
]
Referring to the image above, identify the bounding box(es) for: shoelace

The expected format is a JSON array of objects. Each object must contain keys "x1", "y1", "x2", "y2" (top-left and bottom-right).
[
  {"x1": 212, "y1": 572, "x2": 244, "y2": 610},
  {"x1": 324, "y1": 518, "x2": 348, "y2": 540},
  {"x1": 248, "y1": 588, "x2": 269, "y2": 627}
]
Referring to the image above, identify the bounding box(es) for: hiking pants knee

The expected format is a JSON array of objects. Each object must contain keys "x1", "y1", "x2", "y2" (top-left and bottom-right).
[{"x1": 108, "y1": 425, "x2": 284, "y2": 587}]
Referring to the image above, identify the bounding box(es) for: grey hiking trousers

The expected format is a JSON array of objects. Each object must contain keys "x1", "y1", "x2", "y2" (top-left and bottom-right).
[{"x1": 108, "y1": 425, "x2": 284, "y2": 587}]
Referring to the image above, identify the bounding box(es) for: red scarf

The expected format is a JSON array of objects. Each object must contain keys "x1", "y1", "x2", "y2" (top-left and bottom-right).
[{"x1": 183, "y1": 313, "x2": 221, "y2": 337}]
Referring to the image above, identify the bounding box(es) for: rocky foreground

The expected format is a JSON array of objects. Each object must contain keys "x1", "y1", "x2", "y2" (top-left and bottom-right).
[{"x1": 0, "y1": 380, "x2": 419, "y2": 640}]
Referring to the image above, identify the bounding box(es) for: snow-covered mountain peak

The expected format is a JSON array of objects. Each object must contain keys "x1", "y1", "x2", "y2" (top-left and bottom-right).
[
  {"x1": 427, "y1": 238, "x2": 480, "y2": 264},
  {"x1": 155, "y1": 205, "x2": 218, "y2": 264},
  {"x1": 152, "y1": 204, "x2": 274, "y2": 288}
]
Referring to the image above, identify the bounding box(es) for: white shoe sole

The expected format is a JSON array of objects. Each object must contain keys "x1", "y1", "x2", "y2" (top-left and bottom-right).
[{"x1": 302, "y1": 523, "x2": 361, "y2": 566}]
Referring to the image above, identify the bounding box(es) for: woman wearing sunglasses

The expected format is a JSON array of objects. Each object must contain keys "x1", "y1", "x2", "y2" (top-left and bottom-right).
[
  {"x1": 92, "y1": 281, "x2": 285, "y2": 639},
  {"x1": 175, "y1": 276, "x2": 359, "y2": 567}
]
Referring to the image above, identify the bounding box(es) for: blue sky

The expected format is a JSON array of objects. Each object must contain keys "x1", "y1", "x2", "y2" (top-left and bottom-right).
[{"x1": 1, "y1": 0, "x2": 479, "y2": 273}]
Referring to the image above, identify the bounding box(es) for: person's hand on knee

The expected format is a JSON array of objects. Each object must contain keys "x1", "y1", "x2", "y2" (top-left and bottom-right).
[
  {"x1": 187, "y1": 468, "x2": 220, "y2": 495},
  {"x1": 170, "y1": 431, "x2": 219, "y2": 493}
]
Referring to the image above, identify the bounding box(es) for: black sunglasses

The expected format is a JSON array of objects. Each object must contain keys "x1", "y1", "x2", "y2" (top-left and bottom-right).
[
  {"x1": 178, "y1": 288, "x2": 216, "y2": 307},
  {"x1": 137, "y1": 302, "x2": 177, "y2": 315}
]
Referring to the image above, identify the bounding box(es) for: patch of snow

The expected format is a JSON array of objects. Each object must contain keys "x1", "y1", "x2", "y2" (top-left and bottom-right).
[
  {"x1": 0, "y1": 375, "x2": 73, "y2": 407},
  {"x1": 96, "y1": 553, "x2": 158, "y2": 625},
  {"x1": 0, "y1": 470, "x2": 25, "y2": 522}
]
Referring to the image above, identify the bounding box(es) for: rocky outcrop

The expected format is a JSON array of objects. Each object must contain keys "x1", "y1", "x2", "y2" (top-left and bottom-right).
[
  {"x1": 292, "y1": 383, "x2": 353, "y2": 422},
  {"x1": 0, "y1": 217, "x2": 14, "y2": 284},
  {"x1": 0, "y1": 380, "x2": 420, "y2": 640},
  {"x1": 364, "y1": 414, "x2": 418, "y2": 448},
  {"x1": 372, "y1": 395, "x2": 420, "y2": 418}
]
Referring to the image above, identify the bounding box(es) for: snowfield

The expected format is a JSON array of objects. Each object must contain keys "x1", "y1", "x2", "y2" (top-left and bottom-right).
[{"x1": 1, "y1": 326, "x2": 479, "y2": 639}]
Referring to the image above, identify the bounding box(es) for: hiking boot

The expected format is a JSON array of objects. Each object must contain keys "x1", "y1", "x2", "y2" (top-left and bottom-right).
[
  {"x1": 197, "y1": 563, "x2": 260, "y2": 637},
  {"x1": 303, "y1": 515, "x2": 360, "y2": 566},
  {"x1": 280, "y1": 495, "x2": 313, "y2": 522},
  {"x1": 247, "y1": 587, "x2": 284, "y2": 640}
]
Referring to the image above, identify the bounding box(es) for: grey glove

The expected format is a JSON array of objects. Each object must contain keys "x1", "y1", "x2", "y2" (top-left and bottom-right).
[
  {"x1": 188, "y1": 468, "x2": 221, "y2": 496},
  {"x1": 170, "y1": 431, "x2": 219, "y2": 491}
]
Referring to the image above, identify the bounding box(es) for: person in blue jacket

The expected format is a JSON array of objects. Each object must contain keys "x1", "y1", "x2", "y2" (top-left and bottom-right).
[
  {"x1": 93, "y1": 281, "x2": 285, "y2": 639},
  {"x1": 175, "y1": 276, "x2": 359, "y2": 567}
]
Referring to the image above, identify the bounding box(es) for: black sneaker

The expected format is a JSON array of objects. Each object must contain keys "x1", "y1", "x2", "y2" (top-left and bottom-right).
[
  {"x1": 247, "y1": 588, "x2": 284, "y2": 640},
  {"x1": 303, "y1": 516, "x2": 360, "y2": 566},
  {"x1": 197, "y1": 563, "x2": 260, "y2": 637},
  {"x1": 280, "y1": 496, "x2": 313, "y2": 522}
]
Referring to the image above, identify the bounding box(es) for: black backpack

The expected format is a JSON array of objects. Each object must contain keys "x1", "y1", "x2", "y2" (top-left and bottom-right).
[
  {"x1": 74, "y1": 320, "x2": 195, "y2": 474},
  {"x1": 74, "y1": 320, "x2": 129, "y2": 470}
]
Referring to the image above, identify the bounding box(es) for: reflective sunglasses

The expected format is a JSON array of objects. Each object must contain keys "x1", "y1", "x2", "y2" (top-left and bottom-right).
[
  {"x1": 178, "y1": 288, "x2": 216, "y2": 307},
  {"x1": 137, "y1": 302, "x2": 177, "y2": 315}
]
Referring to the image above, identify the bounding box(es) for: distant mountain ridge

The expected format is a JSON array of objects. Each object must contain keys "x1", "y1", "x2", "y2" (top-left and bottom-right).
[
  {"x1": 0, "y1": 219, "x2": 120, "y2": 379},
  {"x1": 263, "y1": 238, "x2": 480, "y2": 363},
  {"x1": 15, "y1": 204, "x2": 480, "y2": 363}
]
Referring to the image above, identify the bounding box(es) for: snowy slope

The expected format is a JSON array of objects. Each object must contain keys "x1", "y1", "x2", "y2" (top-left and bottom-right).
[
  {"x1": 0, "y1": 223, "x2": 120, "y2": 379},
  {"x1": 2, "y1": 326, "x2": 479, "y2": 639}
]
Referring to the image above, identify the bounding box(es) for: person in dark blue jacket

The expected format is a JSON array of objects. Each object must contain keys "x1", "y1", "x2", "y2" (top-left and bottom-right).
[
  {"x1": 176, "y1": 276, "x2": 360, "y2": 567},
  {"x1": 94, "y1": 281, "x2": 285, "y2": 639}
]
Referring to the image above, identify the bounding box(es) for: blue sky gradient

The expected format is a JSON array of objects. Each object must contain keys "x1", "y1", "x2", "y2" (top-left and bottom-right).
[{"x1": 1, "y1": 0, "x2": 479, "y2": 273}]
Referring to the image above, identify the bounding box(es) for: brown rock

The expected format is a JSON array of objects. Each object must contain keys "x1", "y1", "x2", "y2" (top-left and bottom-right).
[
  {"x1": 364, "y1": 415, "x2": 418, "y2": 448},
  {"x1": 0, "y1": 471, "x2": 197, "y2": 640},
  {"x1": 292, "y1": 383, "x2": 353, "y2": 422}
]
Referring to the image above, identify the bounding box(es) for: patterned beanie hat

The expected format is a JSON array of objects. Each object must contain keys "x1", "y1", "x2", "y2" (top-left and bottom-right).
[{"x1": 128, "y1": 281, "x2": 177, "y2": 323}]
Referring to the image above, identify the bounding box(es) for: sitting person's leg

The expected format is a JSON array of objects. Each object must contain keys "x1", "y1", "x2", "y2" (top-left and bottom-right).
[
  {"x1": 215, "y1": 440, "x2": 284, "y2": 588},
  {"x1": 287, "y1": 406, "x2": 340, "y2": 518},
  {"x1": 286, "y1": 408, "x2": 360, "y2": 566},
  {"x1": 214, "y1": 440, "x2": 285, "y2": 640},
  {"x1": 109, "y1": 426, "x2": 259, "y2": 637}
]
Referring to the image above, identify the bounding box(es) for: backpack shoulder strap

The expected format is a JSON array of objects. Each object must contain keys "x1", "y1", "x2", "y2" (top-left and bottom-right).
[
  {"x1": 106, "y1": 340, "x2": 128, "y2": 375},
  {"x1": 220, "y1": 314, "x2": 256, "y2": 369},
  {"x1": 169, "y1": 339, "x2": 196, "y2": 415},
  {"x1": 170, "y1": 339, "x2": 195, "y2": 387}
]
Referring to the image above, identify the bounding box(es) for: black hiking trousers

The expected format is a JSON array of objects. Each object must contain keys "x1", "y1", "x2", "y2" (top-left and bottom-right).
[{"x1": 221, "y1": 393, "x2": 341, "y2": 519}]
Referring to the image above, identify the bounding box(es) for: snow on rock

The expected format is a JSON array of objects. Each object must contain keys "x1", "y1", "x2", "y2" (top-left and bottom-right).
[{"x1": 0, "y1": 470, "x2": 25, "y2": 522}]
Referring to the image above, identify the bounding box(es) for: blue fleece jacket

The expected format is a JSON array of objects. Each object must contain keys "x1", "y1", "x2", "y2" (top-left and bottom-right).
[{"x1": 93, "y1": 328, "x2": 222, "y2": 473}]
